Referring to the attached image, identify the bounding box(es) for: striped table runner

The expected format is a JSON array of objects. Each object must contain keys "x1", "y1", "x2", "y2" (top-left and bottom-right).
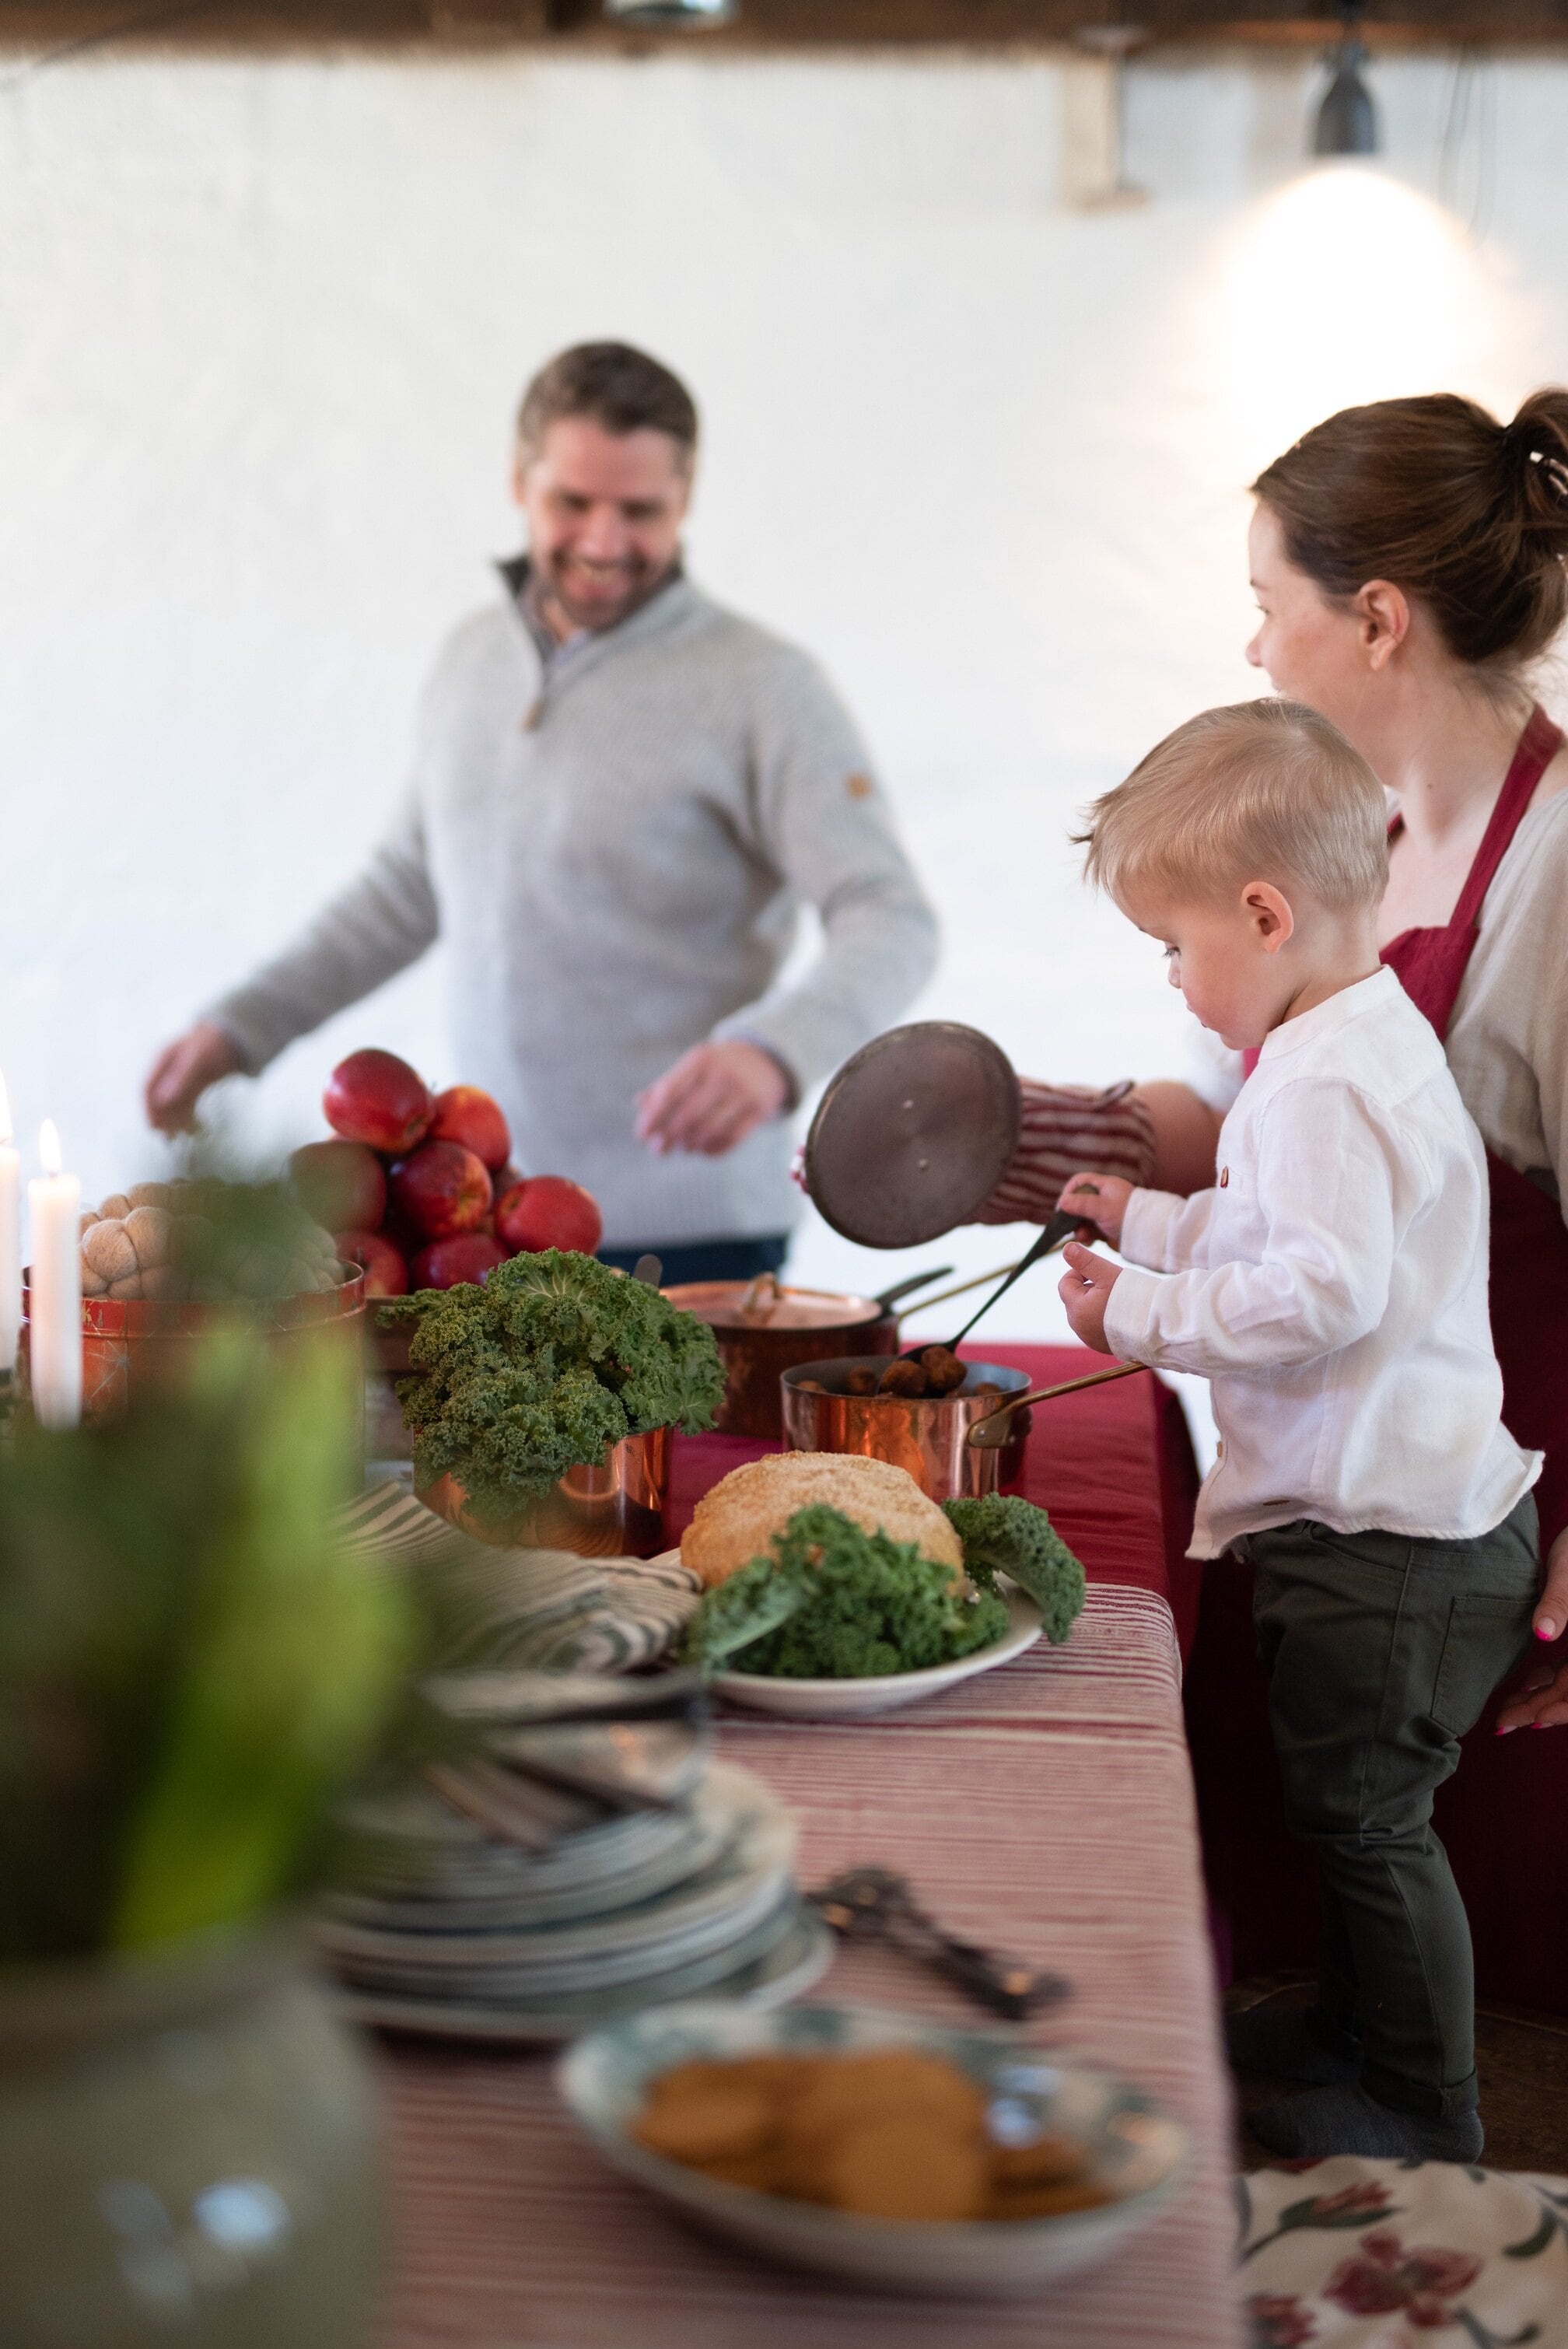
[{"x1": 376, "y1": 1582, "x2": 1243, "y2": 2349}]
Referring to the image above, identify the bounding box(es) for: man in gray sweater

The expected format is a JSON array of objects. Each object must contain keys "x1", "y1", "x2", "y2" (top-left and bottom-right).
[{"x1": 145, "y1": 343, "x2": 937, "y2": 1279}]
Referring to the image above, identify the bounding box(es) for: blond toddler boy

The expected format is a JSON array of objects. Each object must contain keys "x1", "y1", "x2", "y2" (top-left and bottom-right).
[{"x1": 1057, "y1": 699, "x2": 1540, "y2": 2165}]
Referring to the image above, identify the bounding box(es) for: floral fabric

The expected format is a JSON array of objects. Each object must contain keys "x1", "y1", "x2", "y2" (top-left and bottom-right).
[{"x1": 1239, "y1": 2156, "x2": 1568, "y2": 2348}]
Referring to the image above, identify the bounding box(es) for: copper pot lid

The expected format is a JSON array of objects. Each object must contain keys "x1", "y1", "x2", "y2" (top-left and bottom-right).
[
  {"x1": 803, "y1": 1021, "x2": 1020, "y2": 1249},
  {"x1": 665, "y1": 1275, "x2": 886, "y2": 1332}
]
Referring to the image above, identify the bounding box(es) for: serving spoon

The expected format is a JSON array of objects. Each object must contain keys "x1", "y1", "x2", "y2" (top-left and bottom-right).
[{"x1": 891, "y1": 1206, "x2": 1084, "y2": 1374}]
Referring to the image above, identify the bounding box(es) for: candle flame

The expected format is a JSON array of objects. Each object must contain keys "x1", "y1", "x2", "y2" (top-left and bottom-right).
[
  {"x1": 39, "y1": 1120, "x2": 61, "y2": 1178},
  {"x1": 0, "y1": 1069, "x2": 9, "y2": 1146}
]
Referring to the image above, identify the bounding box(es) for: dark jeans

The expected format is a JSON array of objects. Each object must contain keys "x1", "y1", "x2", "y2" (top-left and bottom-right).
[
  {"x1": 1241, "y1": 1492, "x2": 1540, "y2": 2120},
  {"x1": 597, "y1": 1234, "x2": 789, "y2": 1286}
]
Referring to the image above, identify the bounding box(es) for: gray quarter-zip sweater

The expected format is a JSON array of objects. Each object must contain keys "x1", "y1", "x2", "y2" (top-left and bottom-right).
[{"x1": 206, "y1": 568, "x2": 938, "y2": 1248}]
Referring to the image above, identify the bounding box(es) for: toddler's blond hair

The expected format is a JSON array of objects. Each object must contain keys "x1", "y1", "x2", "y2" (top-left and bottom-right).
[{"x1": 1080, "y1": 699, "x2": 1388, "y2": 912}]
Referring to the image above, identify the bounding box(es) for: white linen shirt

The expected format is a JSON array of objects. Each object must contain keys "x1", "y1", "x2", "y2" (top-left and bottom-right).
[{"x1": 1103, "y1": 968, "x2": 1540, "y2": 1558}]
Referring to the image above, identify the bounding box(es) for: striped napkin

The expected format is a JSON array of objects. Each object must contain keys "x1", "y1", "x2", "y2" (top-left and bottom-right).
[{"x1": 334, "y1": 1472, "x2": 701, "y2": 1675}]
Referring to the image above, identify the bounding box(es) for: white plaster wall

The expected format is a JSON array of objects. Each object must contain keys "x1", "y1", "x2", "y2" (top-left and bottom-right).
[{"x1": 3, "y1": 44, "x2": 1565, "y2": 1340}]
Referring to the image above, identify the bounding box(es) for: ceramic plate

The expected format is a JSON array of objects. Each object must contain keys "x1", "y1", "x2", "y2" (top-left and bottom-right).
[
  {"x1": 326, "y1": 1777, "x2": 733, "y2": 1934},
  {"x1": 338, "y1": 1898, "x2": 835, "y2": 2045},
  {"x1": 336, "y1": 1776, "x2": 698, "y2": 1900},
  {"x1": 708, "y1": 1584, "x2": 1044, "y2": 1720},
  {"x1": 558, "y1": 2001, "x2": 1188, "y2": 2297},
  {"x1": 319, "y1": 1763, "x2": 794, "y2": 1998}
]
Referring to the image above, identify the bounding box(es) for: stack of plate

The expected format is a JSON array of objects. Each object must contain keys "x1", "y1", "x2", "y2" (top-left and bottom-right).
[{"x1": 319, "y1": 1674, "x2": 832, "y2": 2043}]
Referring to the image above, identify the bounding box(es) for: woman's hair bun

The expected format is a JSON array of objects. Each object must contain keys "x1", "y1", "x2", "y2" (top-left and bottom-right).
[
  {"x1": 1503, "y1": 388, "x2": 1568, "y2": 541},
  {"x1": 1252, "y1": 388, "x2": 1568, "y2": 672}
]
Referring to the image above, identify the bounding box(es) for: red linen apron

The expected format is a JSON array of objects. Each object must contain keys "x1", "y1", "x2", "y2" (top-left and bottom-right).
[
  {"x1": 1187, "y1": 705, "x2": 1568, "y2": 2013},
  {"x1": 1381, "y1": 702, "x2": 1568, "y2": 1549}
]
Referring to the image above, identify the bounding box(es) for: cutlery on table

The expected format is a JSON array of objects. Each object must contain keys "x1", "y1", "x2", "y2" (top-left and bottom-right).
[{"x1": 808, "y1": 1865, "x2": 1070, "y2": 2022}]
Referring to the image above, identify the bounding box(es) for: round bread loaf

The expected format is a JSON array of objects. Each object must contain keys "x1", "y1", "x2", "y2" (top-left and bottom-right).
[{"x1": 681, "y1": 1451, "x2": 963, "y2": 1589}]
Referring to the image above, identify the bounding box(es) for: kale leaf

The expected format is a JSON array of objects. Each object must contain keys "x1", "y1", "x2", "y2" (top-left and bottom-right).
[
  {"x1": 682, "y1": 1503, "x2": 1009, "y2": 1679},
  {"x1": 382, "y1": 1250, "x2": 725, "y2": 1526},
  {"x1": 942, "y1": 1493, "x2": 1087, "y2": 1644}
]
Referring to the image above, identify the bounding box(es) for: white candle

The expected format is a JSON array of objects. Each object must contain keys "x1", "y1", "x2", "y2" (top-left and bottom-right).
[
  {"x1": 0, "y1": 1075, "x2": 19, "y2": 1375},
  {"x1": 29, "y1": 1120, "x2": 82, "y2": 1430}
]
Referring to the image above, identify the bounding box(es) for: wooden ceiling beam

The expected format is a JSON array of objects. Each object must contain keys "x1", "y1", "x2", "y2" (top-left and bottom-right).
[{"x1": 4, "y1": 0, "x2": 1568, "y2": 55}]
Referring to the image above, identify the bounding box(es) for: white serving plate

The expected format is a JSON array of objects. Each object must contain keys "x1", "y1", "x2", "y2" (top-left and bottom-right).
[
  {"x1": 558, "y1": 2001, "x2": 1188, "y2": 2298},
  {"x1": 709, "y1": 1584, "x2": 1043, "y2": 1719}
]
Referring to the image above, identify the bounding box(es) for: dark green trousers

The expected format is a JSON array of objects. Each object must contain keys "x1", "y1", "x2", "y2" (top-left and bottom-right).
[{"x1": 1241, "y1": 1493, "x2": 1540, "y2": 2120}]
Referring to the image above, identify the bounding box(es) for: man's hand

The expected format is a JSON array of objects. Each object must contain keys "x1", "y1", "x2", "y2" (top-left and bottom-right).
[
  {"x1": 1496, "y1": 1524, "x2": 1568, "y2": 1734},
  {"x1": 635, "y1": 1040, "x2": 790, "y2": 1159},
  {"x1": 1055, "y1": 1171, "x2": 1133, "y2": 1248},
  {"x1": 144, "y1": 1021, "x2": 246, "y2": 1135},
  {"x1": 1058, "y1": 1240, "x2": 1122, "y2": 1354}
]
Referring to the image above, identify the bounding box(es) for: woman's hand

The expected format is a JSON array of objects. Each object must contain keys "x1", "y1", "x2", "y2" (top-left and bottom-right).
[
  {"x1": 1058, "y1": 1241, "x2": 1122, "y2": 1353},
  {"x1": 1056, "y1": 1171, "x2": 1133, "y2": 1248},
  {"x1": 1496, "y1": 1523, "x2": 1568, "y2": 1734}
]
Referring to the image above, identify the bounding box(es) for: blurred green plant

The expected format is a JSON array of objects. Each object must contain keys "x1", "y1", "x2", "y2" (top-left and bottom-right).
[{"x1": 0, "y1": 1334, "x2": 410, "y2": 1964}]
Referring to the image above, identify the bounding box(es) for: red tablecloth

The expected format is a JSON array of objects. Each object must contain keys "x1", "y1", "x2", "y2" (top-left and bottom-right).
[
  {"x1": 379, "y1": 1602, "x2": 1240, "y2": 2349},
  {"x1": 670, "y1": 1345, "x2": 1202, "y2": 1655},
  {"x1": 375, "y1": 1343, "x2": 1234, "y2": 2349}
]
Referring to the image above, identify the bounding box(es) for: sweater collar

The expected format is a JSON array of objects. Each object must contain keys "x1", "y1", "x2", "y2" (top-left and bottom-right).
[{"x1": 495, "y1": 552, "x2": 695, "y2": 667}]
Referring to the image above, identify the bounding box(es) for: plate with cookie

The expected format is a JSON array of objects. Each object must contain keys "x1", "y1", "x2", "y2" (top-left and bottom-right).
[
  {"x1": 669, "y1": 1452, "x2": 1087, "y2": 1719},
  {"x1": 558, "y1": 2000, "x2": 1187, "y2": 2295}
]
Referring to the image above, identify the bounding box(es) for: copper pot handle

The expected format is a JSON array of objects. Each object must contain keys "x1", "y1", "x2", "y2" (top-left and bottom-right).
[
  {"x1": 967, "y1": 1360, "x2": 1146, "y2": 1446},
  {"x1": 737, "y1": 1272, "x2": 782, "y2": 1324}
]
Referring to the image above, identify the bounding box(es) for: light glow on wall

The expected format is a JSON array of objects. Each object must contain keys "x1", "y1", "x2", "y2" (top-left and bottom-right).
[{"x1": 1206, "y1": 163, "x2": 1531, "y2": 481}]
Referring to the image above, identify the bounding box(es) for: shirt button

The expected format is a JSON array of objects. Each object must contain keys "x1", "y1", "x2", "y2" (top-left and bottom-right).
[{"x1": 1218, "y1": 1167, "x2": 1230, "y2": 1188}]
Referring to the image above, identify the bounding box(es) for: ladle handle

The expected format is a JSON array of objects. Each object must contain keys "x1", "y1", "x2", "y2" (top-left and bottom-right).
[
  {"x1": 945, "y1": 1209, "x2": 1082, "y2": 1351},
  {"x1": 967, "y1": 1359, "x2": 1146, "y2": 1445},
  {"x1": 891, "y1": 1261, "x2": 1020, "y2": 1325}
]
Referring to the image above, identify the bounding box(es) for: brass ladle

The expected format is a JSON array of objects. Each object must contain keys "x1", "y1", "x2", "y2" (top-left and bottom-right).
[{"x1": 967, "y1": 1358, "x2": 1147, "y2": 1448}]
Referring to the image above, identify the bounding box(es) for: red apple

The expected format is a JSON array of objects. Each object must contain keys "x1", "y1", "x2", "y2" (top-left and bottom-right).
[
  {"x1": 334, "y1": 1227, "x2": 408, "y2": 1298},
  {"x1": 429, "y1": 1084, "x2": 511, "y2": 1171},
  {"x1": 495, "y1": 1174, "x2": 604, "y2": 1258},
  {"x1": 324, "y1": 1049, "x2": 433, "y2": 1154},
  {"x1": 290, "y1": 1139, "x2": 387, "y2": 1234},
  {"x1": 389, "y1": 1138, "x2": 492, "y2": 1240},
  {"x1": 411, "y1": 1232, "x2": 507, "y2": 1290}
]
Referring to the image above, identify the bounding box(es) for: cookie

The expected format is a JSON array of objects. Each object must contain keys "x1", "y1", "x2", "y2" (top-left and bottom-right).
[{"x1": 823, "y1": 2113, "x2": 988, "y2": 2222}]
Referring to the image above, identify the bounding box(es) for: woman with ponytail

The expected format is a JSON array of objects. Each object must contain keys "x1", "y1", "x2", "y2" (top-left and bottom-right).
[{"x1": 982, "y1": 388, "x2": 1568, "y2": 2033}]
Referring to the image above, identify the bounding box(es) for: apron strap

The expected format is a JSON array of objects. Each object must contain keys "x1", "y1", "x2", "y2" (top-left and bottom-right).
[{"x1": 1448, "y1": 702, "x2": 1564, "y2": 930}]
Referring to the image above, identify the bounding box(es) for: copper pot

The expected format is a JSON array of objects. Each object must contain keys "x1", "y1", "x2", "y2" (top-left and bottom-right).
[
  {"x1": 780, "y1": 1357, "x2": 1033, "y2": 1504},
  {"x1": 416, "y1": 1423, "x2": 673, "y2": 1559},
  {"x1": 663, "y1": 1274, "x2": 898, "y2": 1440},
  {"x1": 22, "y1": 1269, "x2": 367, "y2": 1426}
]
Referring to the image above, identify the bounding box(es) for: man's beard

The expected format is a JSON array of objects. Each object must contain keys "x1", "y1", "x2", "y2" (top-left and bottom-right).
[{"x1": 537, "y1": 551, "x2": 672, "y2": 636}]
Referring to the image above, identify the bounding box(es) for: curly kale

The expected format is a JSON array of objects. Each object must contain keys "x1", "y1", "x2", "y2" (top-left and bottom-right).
[
  {"x1": 682, "y1": 1504, "x2": 1009, "y2": 1679},
  {"x1": 942, "y1": 1493, "x2": 1087, "y2": 1644},
  {"x1": 381, "y1": 1250, "x2": 725, "y2": 1526}
]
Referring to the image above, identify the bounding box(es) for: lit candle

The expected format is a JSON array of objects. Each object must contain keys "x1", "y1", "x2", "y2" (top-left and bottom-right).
[
  {"x1": 28, "y1": 1120, "x2": 82, "y2": 1430},
  {"x1": 0, "y1": 1076, "x2": 18, "y2": 1376}
]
